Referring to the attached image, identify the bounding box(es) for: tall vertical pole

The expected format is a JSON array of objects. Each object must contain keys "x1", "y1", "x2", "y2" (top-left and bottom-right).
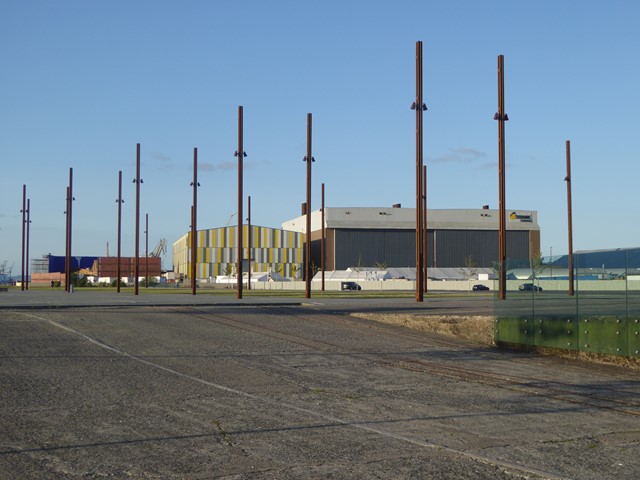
[
  {"x1": 25, "y1": 199, "x2": 30, "y2": 290},
  {"x1": 21, "y1": 185, "x2": 26, "y2": 291},
  {"x1": 68, "y1": 168, "x2": 73, "y2": 293},
  {"x1": 321, "y1": 182, "x2": 325, "y2": 291},
  {"x1": 237, "y1": 106, "x2": 244, "y2": 299},
  {"x1": 496, "y1": 55, "x2": 507, "y2": 300},
  {"x1": 190, "y1": 205, "x2": 194, "y2": 290},
  {"x1": 117, "y1": 171, "x2": 123, "y2": 293},
  {"x1": 65, "y1": 186, "x2": 70, "y2": 292},
  {"x1": 247, "y1": 195, "x2": 252, "y2": 290},
  {"x1": 415, "y1": 41, "x2": 424, "y2": 302},
  {"x1": 565, "y1": 140, "x2": 574, "y2": 296},
  {"x1": 305, "y1": 113, "x2": 313, "y2": 299},
  {"x1": 192, "y1": 147, "x2": 198, "y2": 295},
  {"x1": 423, "y1": 165, "x2": 428, "y2": 293},
  {"x1": 145, "y1": 213, "x2": 149, "y2": 288},
  {"x1": 134, "y1": 143, "x2": 140, "y2": 296}
]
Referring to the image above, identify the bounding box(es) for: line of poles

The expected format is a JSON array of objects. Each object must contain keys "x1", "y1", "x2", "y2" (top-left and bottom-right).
[{"x1": 17, "y1": 43, "x2": 578, "y2": 300}]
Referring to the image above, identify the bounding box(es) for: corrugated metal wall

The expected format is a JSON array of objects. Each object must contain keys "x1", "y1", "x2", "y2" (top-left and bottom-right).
[
  {"x1": 334, "y1": 229, "x2": 531, "y2": 269},
  {"x1": 334, "y1": 229, "x2": 415, "y2": 269},
  {"x1": 174, "y1": 226, "x2": 304, "y2": 279},
  {"x1": 434, "y1": 230, "x2": 529, "y2": 267}
]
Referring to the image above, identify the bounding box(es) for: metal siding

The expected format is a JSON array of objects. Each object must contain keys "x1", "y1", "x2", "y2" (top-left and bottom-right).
[
  {"x1": 383, "y1": 230, "x2": 415, "y2": 267},
  {"x1": 426, "y1": 230, "x2": 435, "y2": 268},
  {"x1": 434, "y1": 230, "x2": 496, "y2": 267},
  {"x1": 433, "y1": 230, "x2": 530, "y2": 267},
  {"x1": 334, "y1": 228, "x2": 532, "y2": 269},
  {"x1": 506, "y1": 230, "x2": 531, "y2": 265},
  {"x1": 335, "y1": 229, "x2": 413, "y2": 269}
]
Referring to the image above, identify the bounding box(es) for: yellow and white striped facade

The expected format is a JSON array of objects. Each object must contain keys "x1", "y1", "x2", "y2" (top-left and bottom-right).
[{"x1": 172, "y1": 225, "x2": 304, "y2": 280}]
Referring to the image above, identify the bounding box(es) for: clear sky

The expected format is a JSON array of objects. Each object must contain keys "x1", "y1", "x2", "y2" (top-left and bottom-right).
[{"x1": 1, "y1": 0, "x2": 639, "y2": 273}]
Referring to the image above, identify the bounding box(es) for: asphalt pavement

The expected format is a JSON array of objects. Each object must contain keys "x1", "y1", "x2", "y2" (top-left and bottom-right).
[{"x1": 1, "y1": 291, "x2": 639, "y2": 479}]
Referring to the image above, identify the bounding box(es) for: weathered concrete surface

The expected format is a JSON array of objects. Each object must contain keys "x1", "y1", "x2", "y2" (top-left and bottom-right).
[{"x1": 1, "y1": 298, "x2": 639, "y2": 479}]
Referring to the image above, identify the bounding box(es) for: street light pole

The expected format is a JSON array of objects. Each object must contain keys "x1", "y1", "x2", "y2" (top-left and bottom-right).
[
  {"x1": 116, "y1": 170, "x2": 123, "y2": 292},
  {"x1": 26, "y1": 199, "x2": 30, "y2": 290},
  {"x1": 236, "y1": 106, "x2": 245, "y2": 299},
  {"x1": 423, "y1": 165, "x2": 428, "y2": 293},
  {"x1": 191, "y1": 147, "x2": 199, "y2": 295},
  {"x1": 321, "y1": 182, "x2": 325, "y2": 291},
  {"x1": 65, "y1": 186, "x2": 70, "y2": 292},
  {"x1": 21, "y1": 185, "x2": 26, "y2": 291},
  {"x1": 304, "y1": 113, "x2": 313, "y2": 299},
  {"x1": 145, "y1": 213, "x2": 149, "y2": 288},
  {"x1": 247, "y1": 195, "x2": 251, "y2": 290},
  {"x1": 495, "y1": 55, "x2": 508, "y2": 300},
  {"x1": 133, "y1": 143, "x2": 142, "y2": 296},
  {"x1": 67, "y1": 168, "x2": 74, "y2": 293},
  {"x1": 565, "y1": 140, "x2": 574, "y2": 296},
  {"x1": 412, "y1": 41, "x2": 426, "y2": 302}
]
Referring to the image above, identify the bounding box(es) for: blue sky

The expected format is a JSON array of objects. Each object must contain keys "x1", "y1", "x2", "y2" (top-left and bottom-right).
[{"x1": 1, "y1": 1, "x2": 639, "y2": 272}]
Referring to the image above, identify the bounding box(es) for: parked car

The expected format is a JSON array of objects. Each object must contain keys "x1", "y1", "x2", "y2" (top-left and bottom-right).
[
  {"x1": 341, "y1": 281, "x2": 361, "y2": 291},
  {"x1": 472, "y1": 284, "x2": 490, "y2": 291},
  {"x1": 519, "y1": 283, "x2": 542, "y2": 292}
]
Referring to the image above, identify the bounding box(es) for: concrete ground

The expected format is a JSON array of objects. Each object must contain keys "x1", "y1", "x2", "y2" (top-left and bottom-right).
[{"x1": 1, "y1": 291, "x2": 639, "y2": 479}]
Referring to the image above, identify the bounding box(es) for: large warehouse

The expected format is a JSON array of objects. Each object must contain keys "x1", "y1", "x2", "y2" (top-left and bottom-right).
[
  {"x1": 282, "y1": 206, "x2": 540, "y2": 271},
  {"x1": 172, "y1": 225, "x2": 304, "y2": 280}
]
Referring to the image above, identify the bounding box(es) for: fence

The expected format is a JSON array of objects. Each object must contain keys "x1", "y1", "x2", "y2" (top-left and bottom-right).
[{"x1": 494, "y1": 250, "x2": 640, "y2": 358}]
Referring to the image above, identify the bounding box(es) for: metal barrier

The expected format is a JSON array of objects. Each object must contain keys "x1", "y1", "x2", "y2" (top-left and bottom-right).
[{"x1": 494, "y1": 251, "x2": 640, "y2": 358}]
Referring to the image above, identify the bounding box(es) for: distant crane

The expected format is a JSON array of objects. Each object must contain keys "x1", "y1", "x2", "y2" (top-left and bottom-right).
[
  {"x1": 0, "y1": 261, "x2": 13, "y2": 283},
  {"x1": 0, "y1": 260, "x2": 13, "y2": 275},
  {"x1": 226, "y1": 212, "x2": 237, "y2": 226},
  {"x1": 150, "y1": 238, "x2": 167, "y2": 257}
]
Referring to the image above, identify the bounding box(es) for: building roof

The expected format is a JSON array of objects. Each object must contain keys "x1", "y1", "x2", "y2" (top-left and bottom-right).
[
  {"x1": 282, "y1": 207, "x2": 539, "y2": 233},
  {"x1": 550, "y1": 247, "x2": 640, "y2": 269}
]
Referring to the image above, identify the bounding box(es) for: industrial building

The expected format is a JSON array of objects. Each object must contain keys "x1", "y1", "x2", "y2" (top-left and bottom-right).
[
  {"x1": 282, "y1": 206, "x2": 540, "y2": 272},
  {"x1": 551, "y1": 248, "x2": 640, "y2": 270},
  {"x1": 172, "y1": 225, "x2": 304, "y2": 281}
]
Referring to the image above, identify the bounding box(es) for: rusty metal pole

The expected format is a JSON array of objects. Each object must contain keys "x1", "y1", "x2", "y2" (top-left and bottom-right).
[
  {"x1": 21, "y1": 185, "x2": 26, "y2": 291},
  {"x1": 134, "y1": 143, "x2": 141, "y2": 296},
  {"x1": 305, "y1": 113, "x2": 313, "y2": 299},
  {"x1": 236, "y1": 106, "x2": 244, "y2": 299},
  {"x1": 423, "y1": 165, "x2": 428, "y2": 293},
  {"x1": 116, "y1": 171, "x2": 123, "y2": 293},
  {"x1": 26, "y1": 199, "x2": 30, "y2": 290},
  {"x1": 565, "y1": 140, "x2": 574, "y2": 296},
  {"x1": 191, "y1": 147, "x2": 198, "y2": 295},
  {"x1": 68, "y1": 168, "x2": 73, "y2": 293},
  {"x1": 321, "y1": 182, "x2": 325, "y2": 291},
  {"x1": 65, "y1": 186, "x2": 70, "y2": 292},
  {"x1": 145, "y1": 213, "x2": 149, "y2": 288},
  {"x1": 247, "y1": 195, "x2": 251, "y2": 290},
  {"x1": 496, "y1": 55, "x2": 507, "y2": 300},
  {"x1": 190, "y1": 205, "x2": 194, "y2": 290},
  {"x1": 414, "y1": 41, "x2": 424, "y2": 302}
]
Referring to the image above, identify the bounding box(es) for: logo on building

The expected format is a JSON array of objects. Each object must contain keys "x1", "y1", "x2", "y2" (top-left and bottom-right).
[{"x1": 509, "y1": 212, "x2": 533, "y2": 222}]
